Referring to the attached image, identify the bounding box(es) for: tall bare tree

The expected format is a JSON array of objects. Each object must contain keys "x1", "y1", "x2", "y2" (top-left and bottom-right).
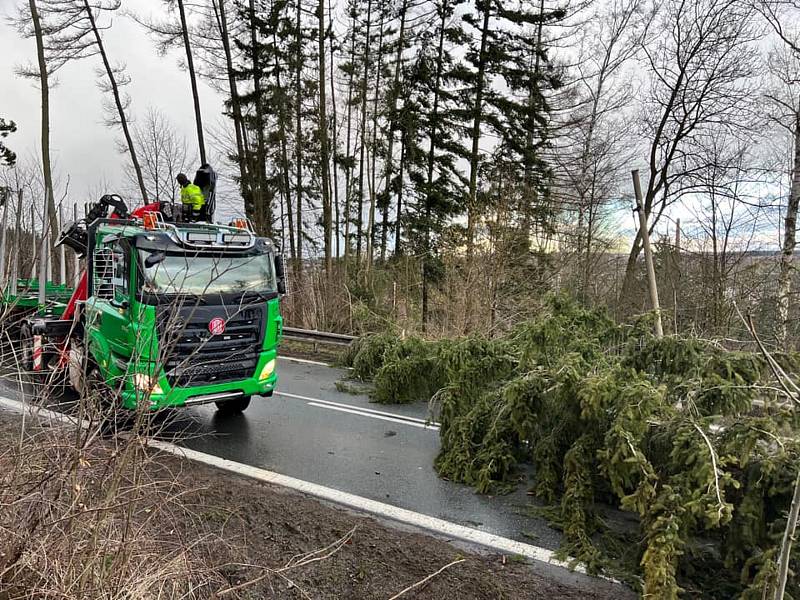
[
  {"x1": 14, "y1": 0, "x2": 58, "y2": 246},
  {"x1": 129, "y1": 108, "x2": 192, "y2": 203},
  {"x1": 29, "y1": 0, "x2": 149, "y2": 203},
  {"x1": 619, "y1": 0, "x2": 760, "y2": 307}
]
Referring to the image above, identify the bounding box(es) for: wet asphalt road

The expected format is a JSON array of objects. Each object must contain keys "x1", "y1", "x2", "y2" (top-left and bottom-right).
[
  {"x1": 0, "y1": 357, "x2": 563, "y2": 552},
  {"x1": 173, "y1": 357, "x2": 564, "y2": 551}
]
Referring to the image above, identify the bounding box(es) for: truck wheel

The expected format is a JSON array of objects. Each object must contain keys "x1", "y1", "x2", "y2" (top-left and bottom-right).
[{"x1": 215, "y1": 396, "x2": 251, "y2": 415}]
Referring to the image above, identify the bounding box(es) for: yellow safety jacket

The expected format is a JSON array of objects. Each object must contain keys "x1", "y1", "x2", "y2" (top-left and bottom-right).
[{"x1": 180, "y1": 183, "x2": 205, "y2": 209}]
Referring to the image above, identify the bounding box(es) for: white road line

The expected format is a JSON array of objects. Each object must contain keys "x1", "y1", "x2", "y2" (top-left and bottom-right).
[
  {"x1": 276, "y1": 391, "x2": 438, "y2": 426},
  {"x1": 0, "y1": 394, "x2": 615, "y2": 582},
  {"x1": 278, "y1": 356, "x2": 333, "y2": 368},
  {"x1": 307, "y1": 402, "x2": 440, "y2": 431}
]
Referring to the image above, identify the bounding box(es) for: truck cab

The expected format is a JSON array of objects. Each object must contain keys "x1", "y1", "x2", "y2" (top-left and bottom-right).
[{"x1": 77, "y1": 217, "x2": 283, "y2": 413}]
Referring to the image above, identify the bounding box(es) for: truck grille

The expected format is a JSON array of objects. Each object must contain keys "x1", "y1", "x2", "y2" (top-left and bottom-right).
[{"x1": 155, "y1": 304, "x2": 266, "y2": 387}]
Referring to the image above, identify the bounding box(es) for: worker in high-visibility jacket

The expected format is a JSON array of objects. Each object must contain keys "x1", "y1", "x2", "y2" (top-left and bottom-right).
[{"x1": 177, "y1": 173, "x2": 206, "y2": 221}]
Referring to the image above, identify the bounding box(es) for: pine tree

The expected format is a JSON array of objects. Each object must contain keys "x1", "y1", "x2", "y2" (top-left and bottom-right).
[{"x1": 403, "y1": 0, "x2": 469, "y2": 330}]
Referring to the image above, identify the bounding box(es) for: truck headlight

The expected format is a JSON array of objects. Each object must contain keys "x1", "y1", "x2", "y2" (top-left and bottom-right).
[
  {"x1": 133, "y1": 373, "x2": 163, "y2": 395},
  {"x1": 259, "y1": 359, "x2": 276, "y2": 381}
]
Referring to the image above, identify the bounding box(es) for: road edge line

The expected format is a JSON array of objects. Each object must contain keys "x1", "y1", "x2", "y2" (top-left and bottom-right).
[{"x1": 0, "y1": 394, "x2": 617, "y2": 584}]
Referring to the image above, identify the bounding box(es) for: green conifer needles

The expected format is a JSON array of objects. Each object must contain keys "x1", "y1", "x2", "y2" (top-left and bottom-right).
[{"x1": 342, "y1": 298, "x2": 800, "y2": 597}]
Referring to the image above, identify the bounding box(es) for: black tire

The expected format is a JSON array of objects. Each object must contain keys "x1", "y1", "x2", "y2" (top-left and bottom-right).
[{"x1": 215, "y1": 396, "x2": 251, "y2": 415}]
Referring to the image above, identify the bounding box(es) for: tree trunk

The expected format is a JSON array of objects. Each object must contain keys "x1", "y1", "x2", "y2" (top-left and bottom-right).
[
  {"x1": 211, "y1": 0, "x2": 249, "y2": 201},
  {"x1": 422, "y1": 3, "x2": 448, "y2": 332},
  {"x1": 463, "y1": 0, "x2": 490, "y2": 333},
  {"x1": 318, "y1": 0, "x2": 332, "y2": 274},
  {"x1": 343, "y1": 16, "x2": 357, "y2": 265},
  {"x1": 366, "y1": 7, "x2": 386, "y2": 272},
  {"x1": 356, "y1": 0, "x2": 373, "y2": 262},
  {"x1": 28, "y1": 0, "x2": 58, "y2": 251},
  {"x1": 248, "y1": 0, "x2": 269, "y2": 234},
  {"x1": 394, "y1": 132, "x2": 406, "y2": 256},
  {"x1": 176, "y1": 0, "x2": 206, "y2": 165},
  {"x1": 272, "y1": 24, "x2": 295, "y2": 261},
  {"x1": 522, "y1": 0, "x2": 545, "y2": 240},
  {"x1": 381, "y1": 0, "x2": 408, "y2": 262},
  {"x1": 83, "y1": 0, "x2": 149, "y2": 204},
  {"x1": 328, "y1": 0, "x2": 340, "y2": 259},
  {"x1": 778, "y1": 111, "x2": 800, "y2": 347},
  {"x1": 294, "y1": 0, "x2": 304, "y2": 272},
  {"x1": 466, "y1": 0, "x2": 490, "y2": 258}
]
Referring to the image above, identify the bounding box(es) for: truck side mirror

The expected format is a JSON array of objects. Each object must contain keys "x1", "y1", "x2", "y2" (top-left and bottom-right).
[{"x1": 274, "y1": 254, "x2": 286, "y2": 295}]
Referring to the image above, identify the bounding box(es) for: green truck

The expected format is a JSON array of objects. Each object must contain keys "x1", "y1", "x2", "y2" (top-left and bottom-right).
[{"x1": 7, "y1": 194, "x2": 284, "y2": 415}]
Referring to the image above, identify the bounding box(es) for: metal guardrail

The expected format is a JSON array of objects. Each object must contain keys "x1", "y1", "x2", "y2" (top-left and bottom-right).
[{"x1": 282, "y1": 326, "x2": 357, "y2": 346}]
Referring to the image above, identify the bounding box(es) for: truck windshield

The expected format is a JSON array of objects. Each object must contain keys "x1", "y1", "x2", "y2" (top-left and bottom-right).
[{"x1": 139, "y1": 251, "x2": 276, "y2": 295}]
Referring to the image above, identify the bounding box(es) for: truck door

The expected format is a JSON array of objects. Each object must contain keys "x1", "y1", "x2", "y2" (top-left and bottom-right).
[{"x1": 87, "y1": 239, "x2": 133, "y2": 378}]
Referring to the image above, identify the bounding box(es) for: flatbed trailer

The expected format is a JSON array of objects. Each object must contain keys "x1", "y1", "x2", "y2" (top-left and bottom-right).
[{"x1": 2, "y1": 279, "x2": 74, "y2": 317}]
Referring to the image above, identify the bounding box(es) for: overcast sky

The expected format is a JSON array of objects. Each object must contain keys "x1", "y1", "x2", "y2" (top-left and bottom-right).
[{"x1": 0, "y1": 0, "x2": 232, "y2": 211}]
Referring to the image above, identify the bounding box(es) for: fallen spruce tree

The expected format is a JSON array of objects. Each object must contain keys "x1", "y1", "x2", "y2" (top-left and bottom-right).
[{"x1": 342, "y1": 297, "x2": 800, "y2": 598}]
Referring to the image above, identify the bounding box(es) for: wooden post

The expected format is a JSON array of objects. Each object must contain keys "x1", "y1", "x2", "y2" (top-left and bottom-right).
[
  {"x1": 73, "y1": 203, "x2": 81, "y2": 287},
  {"x1": 58, "y1": 205, "x2": 66, "y2": 285},
  {"x1": 46, "y1": 207, "x2": 52, "y2": 284},
  {"x1": 38, "y1": 207, "x2": 48, "y2": 305},
  {"x1": 30, "y1": 206, "x2": 37, "y2": 280},
  {"x1": 632, "y1": 169, "x2": 663, "y2": 338}
]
